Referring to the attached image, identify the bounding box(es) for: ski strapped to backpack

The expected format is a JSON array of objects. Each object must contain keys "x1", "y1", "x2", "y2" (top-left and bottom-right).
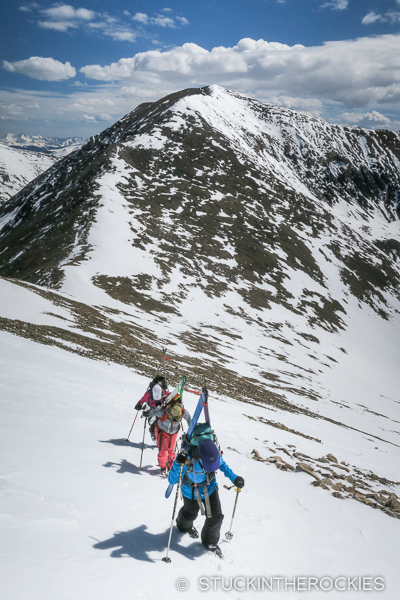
[
  {"x1": 165, "y1": 386, "x2": 210, "y2": 499},
  {"x1": 163, "y1": 375, "x2": 187, "y2": 407}
]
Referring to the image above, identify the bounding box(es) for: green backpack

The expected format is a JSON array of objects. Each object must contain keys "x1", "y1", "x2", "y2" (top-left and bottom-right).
[{"x1": 187, "y1": 423, "x2": 216, "y2": 457}]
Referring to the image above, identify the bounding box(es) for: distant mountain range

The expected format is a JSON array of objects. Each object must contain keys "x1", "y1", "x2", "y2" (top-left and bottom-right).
[
  {"x1": 1, "y1": 133, "x2": 87, "y2": 157},
  {"x1": 0, "y1": 144, "x2": 58, "y2": 204},
  {"x1": 0, "y1": 133, "x2": 87, "y2": 204}
]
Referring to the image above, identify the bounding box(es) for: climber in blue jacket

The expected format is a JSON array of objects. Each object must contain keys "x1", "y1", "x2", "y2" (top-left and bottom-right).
[{"x1": 168, "y1": 439, "x2": 244, "y2": 557}]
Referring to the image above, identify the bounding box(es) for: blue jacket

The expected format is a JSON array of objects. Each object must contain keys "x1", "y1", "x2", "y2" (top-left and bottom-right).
[{"x1": 168, "y1": 452, "x2": 237, "y2": 499}]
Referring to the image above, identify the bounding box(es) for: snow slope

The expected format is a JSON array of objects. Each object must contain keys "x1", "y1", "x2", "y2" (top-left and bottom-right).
[
  {"x1": 1, "y1": 329, "x2": 399, "y2": 600},
  {"x1": 0, "y1": 144, "x2": 58, "y2": 204},
  {"x1": 0, "y1": 280, "x2": 400, "y2": 599}
]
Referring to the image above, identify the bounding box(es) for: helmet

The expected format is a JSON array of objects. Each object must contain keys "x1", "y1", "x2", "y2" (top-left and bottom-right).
[{"x1": 152, "y1": 384, "x2": 162, "y2": 401}]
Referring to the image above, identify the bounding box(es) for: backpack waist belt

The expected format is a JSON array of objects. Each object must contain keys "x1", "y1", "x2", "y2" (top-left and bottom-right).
[
  {"x1": 193, "y1": 482, "x2": 212, "y2": 518},
  {"x1": 183, "y1": 472, "x2": 215, "y2": 519}
]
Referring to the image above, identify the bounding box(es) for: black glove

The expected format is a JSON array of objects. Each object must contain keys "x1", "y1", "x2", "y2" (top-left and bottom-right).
[
  {"x1": 176, "y1": 452, "x2": 187, "y2": 466},
  {"x1": 135, "y1": 402, "x2": 143, "y2": 411},
  {"x1": 234, "y1": 476, "x2": 244, "y2": 489}
]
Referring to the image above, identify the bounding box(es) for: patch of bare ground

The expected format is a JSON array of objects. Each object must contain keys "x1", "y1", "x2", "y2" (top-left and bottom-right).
[{"x1": 251, "y1": 447, "x2": 400, "y2": 520}]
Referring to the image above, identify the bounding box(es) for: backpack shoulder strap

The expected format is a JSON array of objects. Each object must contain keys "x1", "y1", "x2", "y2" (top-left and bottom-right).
[{"x1": 159, "y1": 408, "x2": 169, "y2": 423}]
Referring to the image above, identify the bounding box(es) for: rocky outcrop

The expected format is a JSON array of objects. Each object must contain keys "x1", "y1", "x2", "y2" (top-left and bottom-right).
[{"x1": 252, "y1": 445, "x2": 400, "y2": 520}]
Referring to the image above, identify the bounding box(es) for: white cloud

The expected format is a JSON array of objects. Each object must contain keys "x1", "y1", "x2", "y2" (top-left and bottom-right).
[
  {"x1": 362, "y1": 12, "x2": 384, "y2": 25},
  {"x1": 78, "y1": 34, "x2": 400, "y2": 111},
  {"x1": 38, "y1": 20, "x2": 79, "y2": 32},
  {"x1": 71, "y1": 97, "x2": 115, "y2": 110},
  {"x1": 321, "y1": 0, "x2": 348, "y2": 10},
  {"x1": 20, "y1": 4, "x2": 189, "y2": 43},
  {"x1": 42, "y1": 5, "x2": 95, "y2": 20},
  {"x1": 339, "y1": 110, "x2": 394, "y2": 129},
  {"x1": 386, "y1": 11, "x2": 400, "y2": 23},
  {"x1": 19, "y1": 3, "x2": 40, "y2": 12},
  {"x1": 3, "y1": 56, "x2": 76, "y2": 81},
  {"x1": 3, "y1": 34, "x2": 400, "y2": 137},
  {"x1": 82, "y1": 114, "x2": 97, "y2": 122},
  {"x1": 81, "y1": 112, "x2": 112, "y2": 123},
  {"x1": 132, "y1": 11, "x2": 187, "y2": 28},
  {"x1": 100, "y1": 26, "x2": 137, "y2": 42},
  {"x1": 0, "y1": 103, "x2": 26, "y2": 121},
  {"x1": 362, "y1": 10, "x2": 400, "y2": 25},
  {"x1": 23, "y1": 4, "x2": 139, "y2": 42},
  {"x1": 151, "y1": 15, "x2": 175, "y2": 28},
  {"x1": 265, "y1": 94, "x2": 323, "y2": 115},
  {"x1": 132, "y1": 12, "x2": 148, "y2": 24},
  {"x1": 152, "y1": 15, "x2": 176, "y2": 27},
  {"x1": 38, "y1": 4, "x2": 96, "y2": 31}
]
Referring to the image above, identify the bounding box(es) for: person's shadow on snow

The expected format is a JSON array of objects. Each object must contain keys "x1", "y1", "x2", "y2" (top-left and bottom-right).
[
  {"x1": 93, "y1": 524, "x2": 202, "y2": 562},
  {"x1": 99, "y1": 438, "x2": 156, "y2": 450},
  {"x1": 103, "y1": 460, "x2": 162, "y2": 477}
]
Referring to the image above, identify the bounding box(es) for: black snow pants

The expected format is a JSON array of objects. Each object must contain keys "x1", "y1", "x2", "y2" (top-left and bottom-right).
[{"x1": 176, "y1": 487, "x2": 224, "y2": 547}]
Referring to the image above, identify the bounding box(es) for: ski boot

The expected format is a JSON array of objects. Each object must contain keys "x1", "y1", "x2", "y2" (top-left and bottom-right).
[
  {"x1": 149, "y1": 420, "x2": 157, "y2": 443},
  {"x1": 187, "y1": 526, "x2": 199, "y2": 539},
  {"x1": 207, "y1": 544, "x2": 223, "y2": 558}
]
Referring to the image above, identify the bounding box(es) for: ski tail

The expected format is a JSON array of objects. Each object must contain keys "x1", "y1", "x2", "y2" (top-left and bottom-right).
[
  {"x1": 201, "y1": 387, "x2": 210, "y2": 426},
  {"x1": 165, "y1": 482, "x2": 174, "y2": 498},
  {"x1": 164, "y1": 375, "x2": 187, "y2": 406},
  {"x1": 165, "y1": 386, "x2": 209, "y2": 499},
  {"x1": 185, "y1": 390, "x2": 205, "y2": 441}
]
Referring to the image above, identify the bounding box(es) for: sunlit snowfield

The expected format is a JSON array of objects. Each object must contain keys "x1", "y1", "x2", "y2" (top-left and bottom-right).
[{"x1": 1, "y1": 323, "x2": 399, "y2": 599}]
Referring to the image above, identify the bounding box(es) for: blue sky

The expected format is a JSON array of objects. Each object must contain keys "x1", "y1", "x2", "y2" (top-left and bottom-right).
[{"x1": 1, "y1": 0, "x2": 400, "y2": 137}]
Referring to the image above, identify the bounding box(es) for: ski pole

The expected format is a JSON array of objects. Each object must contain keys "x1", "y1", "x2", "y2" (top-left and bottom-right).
[
  {"x1": 163, "y1": 464, "x2": 184, "y2": 563},
  {"x1": 125, "y1": 410, "x2": 139, "y2": 442},
  {"x1": 225, "y1": 487, "x2": 241, "y2": 540},
  {"x1": 154, "y1": 359, "x2": 162, "y2": 377},
  {"x1": 163, "y1": 347, "x2": 167, "y2": 380},
  {"x1": 173, "y1": 422, "x2": 185, "y2": 456},
  {"x1": 139, "y1": 417, "x2": 148, "y2": 470}
]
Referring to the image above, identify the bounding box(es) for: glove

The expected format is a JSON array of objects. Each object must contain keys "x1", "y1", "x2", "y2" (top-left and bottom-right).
[
  {"x1": 176, "y1": 452, "x2": 187, "y2": 466},
  {"x1": 142, "y1": 405, "x2": 150, "y2": 417},
  {"x1": 135, "y1": 402, "x2": 143, "y2": 411},
  {"x1": 234, "y1": 476, "x2": 244, "y2": 489}
]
